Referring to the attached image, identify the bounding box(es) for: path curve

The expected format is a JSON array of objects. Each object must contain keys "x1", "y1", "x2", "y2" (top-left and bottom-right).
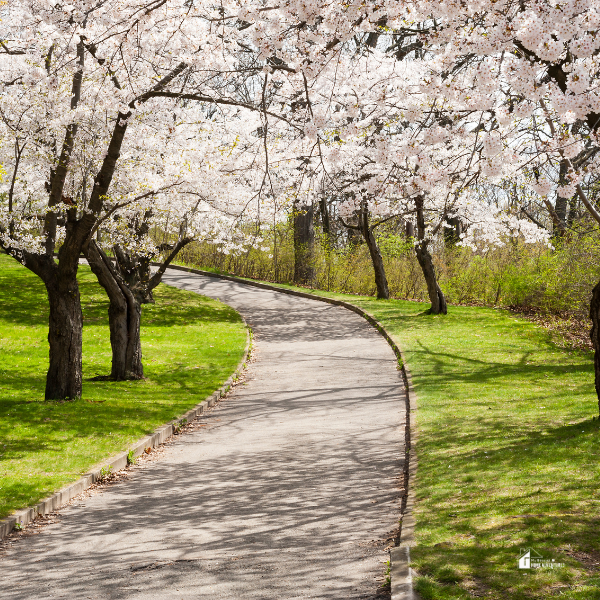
[{"x1": 0, "y1": 270, "x2": 406, "y2": 599}]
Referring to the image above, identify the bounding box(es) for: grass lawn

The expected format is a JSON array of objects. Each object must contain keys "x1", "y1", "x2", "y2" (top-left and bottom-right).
[
  {"x1": 0, "y1": 254, "x2": 247, "y2": 521},
  {"x1": 219, "y1": 276, "x2": 600, "y2": 600}
]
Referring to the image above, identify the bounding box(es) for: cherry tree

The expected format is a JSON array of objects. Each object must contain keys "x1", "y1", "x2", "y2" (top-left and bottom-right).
[
  {"x1": 0, "y1": 0, "x2": 330, "y2": 400},
  {"x1": 0, "y1": 0, "x2": 288, "y2": 398},
  {"x1": 84, "y1": 113, "x2": 268, "y2": 380},
  {"x1": 390, "y1": 0, "x2": 600, "y2": 407},
  {"x1": 263, "y1": 42, "x2": 545, "y2": 310}
]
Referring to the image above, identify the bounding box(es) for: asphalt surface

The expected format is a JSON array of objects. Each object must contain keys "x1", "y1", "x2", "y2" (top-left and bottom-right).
[{"x1": 0, "y1": 270, "x2": 406, "y2": 599}]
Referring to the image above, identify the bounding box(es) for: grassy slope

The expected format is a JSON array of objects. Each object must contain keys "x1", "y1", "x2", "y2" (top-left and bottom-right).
[
  {"x1": 0, "y1": 254, "x2": 247, "y2": 520},
  {"x1": 234, "y1": 279, "x2": 600, "y2": 600}
]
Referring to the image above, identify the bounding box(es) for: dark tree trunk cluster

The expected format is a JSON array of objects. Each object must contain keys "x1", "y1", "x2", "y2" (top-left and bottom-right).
[
  {"x1": 84, "y1": 241, "x2": 145, "y2": 380},
  {"x1": 83, "y1": 236, "x2": 192, "y2": 381}
]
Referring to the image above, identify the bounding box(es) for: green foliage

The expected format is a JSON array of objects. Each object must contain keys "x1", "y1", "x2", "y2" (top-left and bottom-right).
[
  {"x1": 97, "y1": 465, "x2": 113, "y2": 482},
  {"x1": 0, "y1": 254, "x2": 247, "y2": 519},
  {"x1": 180, "y1": 222, "x2": 600, "y2": 323},
  {"x1": 352, "y1": 298, "x2": 599, "y2": 600},
  {"x1": 126, "y1": 450, "x2": 135, "y2": 465},
  {"x1": 383, "y1": 559, "x2": 391, "y2": 587},
  {"x1": 378, "y1": 234, "x2": 414, "y2": 258}
]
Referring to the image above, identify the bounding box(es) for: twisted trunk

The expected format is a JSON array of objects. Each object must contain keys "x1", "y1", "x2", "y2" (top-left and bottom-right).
[
  {"x1": 84, "y1": 235, "x2": 192, "y2": 380},
  {"x1": 84, "y1": 241, "x2": 143, "y2": 380}
]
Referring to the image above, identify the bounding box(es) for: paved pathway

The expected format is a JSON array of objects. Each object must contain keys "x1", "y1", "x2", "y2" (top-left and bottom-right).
[{"x1": 0, "y1": 271, "x2": 406, "y2": 599}]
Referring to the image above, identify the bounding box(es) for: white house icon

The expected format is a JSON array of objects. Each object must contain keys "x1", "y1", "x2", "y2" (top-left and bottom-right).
[
  {"x1": 519, "y1": 550, "x2": 531, "y2": 569},
  {"x1": 519, "y1": 548, "x2": 543, "y2": 569}
]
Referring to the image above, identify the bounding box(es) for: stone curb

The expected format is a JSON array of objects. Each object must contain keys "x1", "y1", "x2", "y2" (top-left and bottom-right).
[
  {"x1": 0, "y1": 320, "x2": 252, "y2": 541},
  {"x1": 162, "y1": 264, "x2": 419, "y2": 599}
]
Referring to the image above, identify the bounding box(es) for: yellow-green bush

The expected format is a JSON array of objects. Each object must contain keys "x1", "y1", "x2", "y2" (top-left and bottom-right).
[{"x1": 178, "y1": 225, "x2": 600, "y2": 320}]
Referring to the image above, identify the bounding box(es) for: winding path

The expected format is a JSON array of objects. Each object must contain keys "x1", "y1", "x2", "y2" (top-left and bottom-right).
[{"x1": 0, "y1": 270, "x2": 406, "y2": 599}]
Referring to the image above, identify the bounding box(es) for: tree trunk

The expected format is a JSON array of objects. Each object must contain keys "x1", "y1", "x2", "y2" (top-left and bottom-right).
[
  {"x1": 567, "y1": 194, "x2": 578, "y2": 228},
  {"x1": 44, "y1": 273, "x2": 83, "y2": 399},
  {"x1": 84, "y1": 241, "x2": 144, "y2": 380},
  {"x1": 347, "y1": 226, "x2": 362, "y2": 246},
  {"x1": 84, "y1": 234, "x2": 192, "y2": 380},
  {"x1": 319, "y1": 195, "x2": 331, "y2": 236},
  {"x1": 415, "y1": 240, "x2": 447, "y2": 315},
  {"x1": 293, "y1": 203, "x2": 315, "y2": 284},
  {"x1": 414, "y1": 195, "x2": 447, "y2": 315},
  {"x1": 122, "y1": 298, "x2": 143, "y2": 380},
  {"x1": 554, "y1": 195, "x2": 568, "y2": 235},
  {"x1": 589, "y1": 281, "x2": 600, "y2": 415},
  {"x1": 359, "y1": 203, "x2": 389, "y2": 299}
]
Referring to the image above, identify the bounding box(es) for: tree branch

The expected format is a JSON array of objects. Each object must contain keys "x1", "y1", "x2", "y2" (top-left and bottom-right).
[{"x1": 148, "y1": 237, "x2": 193, "y2": 290}]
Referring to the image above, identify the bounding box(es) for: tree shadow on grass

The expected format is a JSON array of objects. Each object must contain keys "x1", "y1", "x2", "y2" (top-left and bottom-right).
[
  {"x1": 413, "y1": 542, "x2": 600, "y2": 600},
  {"x1": 0, "y1": 269, "x2": 49, "y2": 327},
  {"x1": 412, "y1": 416, "x2": 600, "y2": 599},
  {"x1": 411, "y1": 339, "x2": 593, "y2": 386}
]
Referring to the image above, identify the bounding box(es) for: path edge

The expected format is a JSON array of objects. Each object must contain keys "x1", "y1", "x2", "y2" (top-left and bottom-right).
[
  {"x1": 0, "y1": 318, "x2": 252, "y2": 541},
  {"x1": 162, "y1": 264, "x2": 420, "y2": 600}
]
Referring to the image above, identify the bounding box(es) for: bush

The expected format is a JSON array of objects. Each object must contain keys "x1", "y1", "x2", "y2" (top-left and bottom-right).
[{"x1": 177, "y1": 223, "x2": 600, "y2": 320}]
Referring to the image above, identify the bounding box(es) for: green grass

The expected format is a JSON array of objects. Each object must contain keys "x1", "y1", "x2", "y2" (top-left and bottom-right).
[
  {"x1": 233, "y1": 278, "x2": 600, "y2": 600},
  {"x1": 0, "y1": 254, "x2": 247, "y2": 520}
]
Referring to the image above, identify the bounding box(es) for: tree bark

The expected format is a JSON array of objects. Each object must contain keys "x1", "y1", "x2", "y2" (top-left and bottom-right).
[
  {"x1": 44, "y1": 262, "x2": 83, "y2": 399},
  {"x1": 415, "y1": 240, "x2": 447, "y2": 314},
  {"x1": 359, "y1": 202, "x2": 389, "y2": 299},
  {"x1": 590, "y1": 281, "x2": 600, "y2": 415},
  {"x1": 567, "y1": 194, "x2": 578, "y2": 228},
  {"x1": 123, "y1": 298, "x2": 143, "y2": 380},
  {"x1": 84, "y1": 241, "x2": 143, "y2": 380},
  {"x1": 293, "y1": 202, "x2": 315, "y2": 284},
  {"x1": 444, "y1": 216, "x2": 462, "y2": 247},
  {"x1": 414, "y1": 195, "x2": 447, "y2": 315},
  {"x1": 84, "y1": 234, "x2": 192, "y2": 380}
]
